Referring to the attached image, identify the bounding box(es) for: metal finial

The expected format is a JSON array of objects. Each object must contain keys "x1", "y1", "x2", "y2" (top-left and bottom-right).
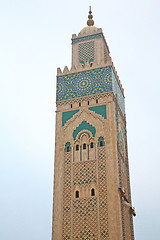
[{"x1": 87, "y1": 6, "x2": 94, "y2": 26}]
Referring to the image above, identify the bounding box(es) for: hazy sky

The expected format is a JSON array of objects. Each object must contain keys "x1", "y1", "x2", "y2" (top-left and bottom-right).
[{"x1": 0, "y1": 0, "x2": 160, "y2": 239}]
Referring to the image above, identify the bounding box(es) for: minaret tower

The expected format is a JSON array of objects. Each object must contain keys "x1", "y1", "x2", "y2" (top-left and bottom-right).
[{"x1": 52, "y1": 7, "x2": 135, "y2": 240}]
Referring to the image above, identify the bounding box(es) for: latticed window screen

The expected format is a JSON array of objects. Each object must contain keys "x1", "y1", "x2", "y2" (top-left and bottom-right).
[{"x1": 79, "y1": 41, "x2": 95, "y2": 65}]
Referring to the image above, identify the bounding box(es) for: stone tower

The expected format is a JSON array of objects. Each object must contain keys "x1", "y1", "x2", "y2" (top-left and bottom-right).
[{"x1": 52, "y1": 7, "x2": 135, "y2": 240}]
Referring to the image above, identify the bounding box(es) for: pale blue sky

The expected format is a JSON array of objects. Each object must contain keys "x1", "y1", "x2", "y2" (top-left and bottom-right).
[{"x1": 0, "y1": 0, "x2": 160, "y2": 239}]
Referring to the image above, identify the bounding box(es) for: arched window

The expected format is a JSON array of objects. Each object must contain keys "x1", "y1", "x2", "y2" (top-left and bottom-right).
[
  {"x1": 65, "y1": 142, "x2": 71, "y2": 152},
  {"x1": 96, "y1": 99, "x2": 98, "y2": 104},
  {"x1": 98, "y1": 137, "x2": 105, "y2": 147},
  {"x1": 75, "y1": 190, "x2": 79, "y2": 198},
  {"x1": 100, "y1": 141, "x2": 103, "y2": 147},
  {"x1": 71, "y1": 104, "x2": 72, "y2": 108},
  {"x1": 88, "y1": 101, "x2": 90, "y2": 105},
  {"x1": 79, "y1": 102, "x2": 81, "y2": 107},
  {"x1": 83, "y1": 143, "x2": 86, "y2": 149},
  {"x1": 91, "y1": 188, "x2": 95, "y2": 196},
  {"x1": 89, "y1": 59, "x2": 93, "y2": 67},
  {"x1": 76, "y1": 144, "x2": 79, "y2": 151},
  {"x1": 90, "y1": 142, "x2": 94, "y2": 148}
]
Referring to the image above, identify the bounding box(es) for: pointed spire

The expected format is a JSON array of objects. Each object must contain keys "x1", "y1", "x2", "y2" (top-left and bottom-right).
[{"x1": 87, "y1": 6, "x2": 94, "y2": 26}]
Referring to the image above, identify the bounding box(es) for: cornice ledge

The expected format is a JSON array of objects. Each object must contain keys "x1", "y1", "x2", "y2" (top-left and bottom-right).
[{"x1": 56, "y1": 92, "x2": 114, "y2": 106}]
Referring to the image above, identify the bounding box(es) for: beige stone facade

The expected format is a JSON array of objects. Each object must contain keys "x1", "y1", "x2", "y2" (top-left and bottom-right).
[{"x1": 52, "y1": 14, "x2": 134, "y2": 240}]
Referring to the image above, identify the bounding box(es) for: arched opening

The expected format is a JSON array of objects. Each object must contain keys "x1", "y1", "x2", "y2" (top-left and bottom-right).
[
  {"x1": 83, "y1": 143, "x2": 86, "y2": 150},
  {"x1": 91, "y1": 188, "x2": 95, "y2": 196},
  {"x1": 74, "y1": 142, "x2": 80, "y2": 162},
  {"x1": 98, "y1": 137, "x2": 105, "y2": 147},
  {"x1": 100, "y1": 141, "x2": 103, "y2": 147},
  {"x1": 75, "y1": 190, "x2": 79, "y2": 198},
  {"x1": 65, "y1": 142, "x2": 71, "y2": 152},
  {"x1": 90, "y1": 142, "x2": 94, "y2": 148}
]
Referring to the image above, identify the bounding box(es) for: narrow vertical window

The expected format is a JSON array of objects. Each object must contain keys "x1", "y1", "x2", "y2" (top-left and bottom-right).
[
  {"x1": 65, "y1": 142, "x2": 71, "y2": 152},
  {"x1": 96, "y1": 99, "x2": 98, "y2": 104},
  {"x1": 88, "y1": 144, "x2": 89, "y2": 160},
  {"x1": 75, "y1": 190, "x2": 79, "y2": 198},
  {"x1": 88, "y1": 101, "x2": 89, "y2": 105},
  {"x1": 91, "y1": 188, "x2": 95, "y2": 196},
  {"x1": 90, "y1": 142, "x2": 94, "y2": 148},
  {"x1": 83, "y1": 143, "x2": 86, "y2": 149},
  {"x1": 76, "y1": 144, "x2": 79, "y2": 151},
  {"x1": 79, "y1": 102, "x2": 81, "y2": 107},
  {"x1": 71, "y1": 104, "x2": 72, "y2": 108},
  {"x1": 98, "y1": 137, "x2": 105, "y2": 147},
  {"x1": 80, "y1": 145, "x2": 82, "y2": 161}
]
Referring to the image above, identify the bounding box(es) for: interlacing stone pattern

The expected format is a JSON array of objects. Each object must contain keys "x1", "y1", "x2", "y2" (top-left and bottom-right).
[
  {"x1": 72, "y1": 198, "x2": 98, "y2": 240},
  {"x1": 73, "y1": 160, "x2": 97, "y2": 186},
  {"x1": 123, "y1": 204, "x2": 132, "y2": 240},
  {"x1": 120, "y1": 154, "x2": 132, "y2": 240},
  {"x1": 79, "y1": 41, "x2": 95, "y2": 66},
  {"x1": 62, "y1": 152, "x2": 72, "y2": 240},
  {"x1": 98, "y1": 147, "x2": 109, "y2": 239}
]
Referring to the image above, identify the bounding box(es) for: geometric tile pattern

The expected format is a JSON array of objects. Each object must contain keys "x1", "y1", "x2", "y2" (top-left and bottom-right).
[
  {"x1": 112, "y1": 69, "x2": 125, "y2": 116},
  {"x1": 57, "y1": 67, "x2": 112, "y2": 102},
  {"x1": 72, "y1": 198, "x2": 98, "y2": 239},
  {"x1": 98, "y1": 146, "x2": 109, "y2": 239},
  {"x1": 73, "y1": 161, "x2": 97, "y2": 186},
  {"x1": 72, "y1": 33, "x2": 109, "y2": 54},
  {"x1": 79, "y1": 41, "x2": 95, "y2": 66},
  {"x1": 62, "y1": 153, "x2": 72, "y2": 240}
]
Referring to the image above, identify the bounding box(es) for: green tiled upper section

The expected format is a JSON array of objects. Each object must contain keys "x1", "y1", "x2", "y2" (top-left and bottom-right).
[
  {"x1": 57, "y1": 66, "x2": 112, "y2": 101},
  {"x1": 62, "y1": 110, "x2": 79, "y2": 126},
  {"x1": 112, "y1": 69, "x2": 125, "y2": 116},
  {"x1": 57, "y1": 66, "x2": 125, "y2": 116},
  {"x1": 89, "y1": 105, "x2": 107, "y2": 119},
  {"x1": 73, "y1": 121, "x2": 96, "y2": 140}
]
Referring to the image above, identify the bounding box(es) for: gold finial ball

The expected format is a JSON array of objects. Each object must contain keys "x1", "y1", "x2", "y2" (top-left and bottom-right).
[
  {"x1": 87, "y1": 19, "x2": 94, "y2": 26},
  {"x1": 87, "y1": 6, "x2": 94, "y2": 26}
]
